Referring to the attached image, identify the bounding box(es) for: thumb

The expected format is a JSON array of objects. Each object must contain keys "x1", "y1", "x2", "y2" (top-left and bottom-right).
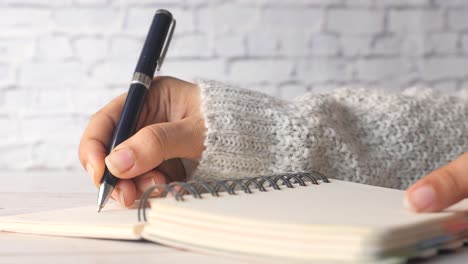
[
  {"x1": 405, "y1": 152, "x2": 468, "y2": 212},
  {"x1": 105, "y1": 116, "x2": 205, "y2": 179}
]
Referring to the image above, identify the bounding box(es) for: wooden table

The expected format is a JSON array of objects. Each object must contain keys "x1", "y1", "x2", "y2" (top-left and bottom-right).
[{"x1": 1, "y1": 174, "x2": 468, "y2": 264}]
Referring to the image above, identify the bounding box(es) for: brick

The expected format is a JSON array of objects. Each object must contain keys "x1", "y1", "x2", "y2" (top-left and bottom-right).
[
  {"x1": 0, "y1": 117, "x2": 19, "y2": 143},
  {"x1": 198, "y1": 4, "x2": 258, "y2": 34},
  {"x1": 375, "y1": 0, "x2": 431, "y2": 7},
  {"x1": 109, "y1": 36, "x2": 143, "y2": 61},
  {"x1": 36, "y1": 35, "x2": 73, "y2": 60},
  {"x1": 401, "y1": 35, "x2": 430, "y2": 57},
  {"x1": 278, "y1": 83, "x2": 308, "y2": 100},
  {"x1": 214, "y1": 34, "x2": 245, "y2": 57},
  {"x1": 0, "y1": 89, "x2": 32, "y2": 114},
  {"x1": 70, "y1": 88, "x2": 122, "y2": 115},
  {"x1": 20, "y1": 116, "x2": 86, "y2": 143},
  {"x1": 417, "y1": 58, "x2": 468, "y2": 81},
  {"x1": 246, "y1": 30, "x2": 280, "y2": 56},
  {"x1": 297, "y1": 58, "x2": 352, "y2": 83},
  {"x1": 4, "y1": 0, "x2": 72, "y2": 6},
  {"x1": 161, "y1": 59, "x2": 226, "y2": 81},
  {"x1": 74, "y1": 37, "x2": 108, "y2": 63},
  {"x1": 343, "y1": 0, "x2": 375, "y2": 6},
  {"x1": 309, "y1": 34, "x2": 340, "y2": 56},
  {"x1": 32, "y1": 141, "x2": 80, "y2": 169},
  {"x1": 461, "y1": 34, "x2": 468, "y2": 54},
  {"x1": 0, "y1": 144, "x2": 33, "y2": 169},
  {"x1": 264, "y1": 0, "x2": 343, "y2": 6},
  {"x1": 124, "y1": 0, "x2": 185, "y2": 4},
  {"x1": 354, "y1": 58, "x2": 412, "y2": 81},
  {"x1": 228, "y1": 59, "x2": 293, "y2": 83},
  {"x1": 378, "y1": 77, "x2": 417, "y2": 91},
  {"x1": 73, "y1": 0, "x2": 108, "y2": 6},
  {"x1": 429, "y1": 33, "x2": 458, "y2": 55},
  {"x1": 372, "y1": 36, "x2": 400, "y2": 56},
  {"x1": 53, "y1": 8, "x2": 120, "y2": 32},
  {"x1": 261, "y1": 8, "x2": 323, "y2": 31},
  {"x1": 247, "y1": 30, "x2": 314, "y2": 58},
  {"x1": 327, "y1": 9, "x2": 383, "y2": 35},
  {"x1": 170, "y1": 34, "x2": 213, "y2": 58},
  {"x1": 341, "y1": 36, "x2": 372, "y2": 57},
  {"x1": 388, "y1": 10, "x2": 444, "y2": 33},
  {"x1": 125, "y1": 7, "x2": 194, "y2": 36},
  {"x1": 0, "y1": 63, "x2": 11, "y2": 81},
  {"x1": 280, "y1": 31, "x2": 312, "y2": 56},
  {"x1": 92, "y1": 60, "x2": 134, "y2": 86},
  {"x1": 0, "y1": 8, "x2": 51, "y2": 29},
  {"x1": 0, "y1": 38, "x2": 34, "y2": 62},
  {"x1": 19, "y1": 62, "x2": 89, "y2": 85},
  {"x1": 448, "y1": 10, "x2": 468, "y2": 31},
  {"x1": 434, "y1": 0, "x2": 468, "y2": 6},
  {"x1": 29, "y1": 89, "x2": 72, "y2": 115}
]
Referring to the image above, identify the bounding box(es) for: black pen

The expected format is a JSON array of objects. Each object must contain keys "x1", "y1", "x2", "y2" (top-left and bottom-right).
[{"x1": 97, "y1": 9, "x2": 176, "y2": 212}]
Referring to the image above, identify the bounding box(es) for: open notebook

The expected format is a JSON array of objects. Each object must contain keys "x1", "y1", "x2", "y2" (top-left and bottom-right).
[{"x1": 1, "y1": 173, "x2": 468, "y2": 263}]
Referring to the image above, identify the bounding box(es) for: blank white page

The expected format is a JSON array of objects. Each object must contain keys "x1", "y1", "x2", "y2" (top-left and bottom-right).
[
  {"x1": 150, "y1": 180, "x2": 468, "y2": 231},
  {"x1": 0, "y1": 202, "x2": 142, "y2": 240}
]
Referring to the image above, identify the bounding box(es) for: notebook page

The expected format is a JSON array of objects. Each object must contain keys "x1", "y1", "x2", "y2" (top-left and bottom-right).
[
  {"x1": 0, "y1": 202, "x2": 142, "y2": 240},
  {"x1": 149, "y1": 180, "x2": 466, "y2": 231}
]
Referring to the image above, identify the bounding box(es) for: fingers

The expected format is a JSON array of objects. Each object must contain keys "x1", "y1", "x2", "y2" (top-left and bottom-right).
[
  {"x1": 104, "y1": 116, "x2": 205, "y2": 179},
  {"x1": 110, "y1": 179, "x2": 137, "y2": 208},
  {"x1": 112, "y1": 170, "x2": 170, "y2": 207},
  {"x1": 133, "y1": 170, "x2": 169, "y2": 197},
  {"x1": 405, "y1": 152, "x2": 468, "y2": 212},
  {"x1": 78, "y1": 93, "x2": 126, "y2": 186}
]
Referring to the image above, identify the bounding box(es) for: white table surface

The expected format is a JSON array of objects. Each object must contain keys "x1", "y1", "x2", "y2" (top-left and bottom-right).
[{"x1": 1, "y1": 191, "x2": 468, "y2": 264}]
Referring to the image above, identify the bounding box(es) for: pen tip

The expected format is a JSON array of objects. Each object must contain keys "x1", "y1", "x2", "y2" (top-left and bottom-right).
[{"x1": 98, "y1": 206, "x2": 103, "y2": 213}]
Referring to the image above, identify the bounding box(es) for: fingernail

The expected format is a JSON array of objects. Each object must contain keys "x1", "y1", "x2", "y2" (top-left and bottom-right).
[
  {"x1": 405, "y1": 184, "x2": 437, "y2": 212},
  {"x1": 140, "y1": 177, "x2": 160, "y2": 196},
  {"x1": 106, "y1": 148, "x2": 135, "y2": 174},
  {"x1": 119, "y1": 191, "x2": 127, "y2": 207},
  {"x1": 86, "y1": 163, "x2": 94, "y2": 179}
]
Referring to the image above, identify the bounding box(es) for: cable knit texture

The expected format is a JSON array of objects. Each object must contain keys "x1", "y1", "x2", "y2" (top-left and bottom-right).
[{"x1": 191, "y1": 79, "x2": 468, "y2": 190}]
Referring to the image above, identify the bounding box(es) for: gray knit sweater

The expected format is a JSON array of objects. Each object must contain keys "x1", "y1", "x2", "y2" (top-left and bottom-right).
[{"x1": 190, "y1": 80, "x2": 468, "y2": 190}]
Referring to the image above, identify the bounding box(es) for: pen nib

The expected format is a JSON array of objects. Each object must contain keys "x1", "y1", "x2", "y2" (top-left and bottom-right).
[{"x1": 98, "y1": 206, "x2": 103, "y2": 213}]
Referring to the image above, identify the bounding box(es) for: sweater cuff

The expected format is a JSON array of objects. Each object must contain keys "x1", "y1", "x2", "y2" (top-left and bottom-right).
[{"x1": 191, "y1": 80, "x2": 289, "y2": 181}]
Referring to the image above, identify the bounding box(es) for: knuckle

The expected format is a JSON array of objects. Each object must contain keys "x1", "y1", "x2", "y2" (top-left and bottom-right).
[
  {"x1": 144, "y1": 125, "x2": 171, "y2": 159},
  {"x1": 446, "y1": 165, "x2": 468, "y2": 195},
  {"x1": 90, "y1": 110, "x2": 102, "y2": 122},
  {"x1": 432, "y1": 165, "x2": 467, "y2": 200}
]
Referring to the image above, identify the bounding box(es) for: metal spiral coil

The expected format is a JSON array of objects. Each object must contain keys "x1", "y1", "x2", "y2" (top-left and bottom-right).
[{"x1": 137, "y1": 171, "x2": 329, "y2": 222}]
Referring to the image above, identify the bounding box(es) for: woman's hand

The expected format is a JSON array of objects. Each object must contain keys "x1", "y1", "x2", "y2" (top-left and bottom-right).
[
  {"x1": 78, "y1": 76, "x2": 206, "y2": 207},
  {"x1": 405, "y1": 153, "x2": 468, "y2": 212}
]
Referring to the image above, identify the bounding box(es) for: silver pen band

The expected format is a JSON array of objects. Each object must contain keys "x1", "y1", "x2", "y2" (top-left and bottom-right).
[{"x1": 131, "y1": 72, "x2": 152, "y2": 89}]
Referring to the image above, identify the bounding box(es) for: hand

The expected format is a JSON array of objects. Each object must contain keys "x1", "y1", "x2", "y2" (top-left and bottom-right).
[
  {"x1": 78, "y1": 76, "x2": 206, "y2": 207},
  {"x1": 405, "y1": 152, "x2": 468, "y2": 212}
]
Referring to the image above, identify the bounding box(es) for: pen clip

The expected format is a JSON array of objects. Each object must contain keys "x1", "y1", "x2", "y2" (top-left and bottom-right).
[{"x1": 157, "y1": 18, "x2": 176, "y2": 71}]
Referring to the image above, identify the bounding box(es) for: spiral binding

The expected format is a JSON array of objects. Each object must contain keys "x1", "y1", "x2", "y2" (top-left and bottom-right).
[{"x1": 137, "y1": 171, "x2": 329, "y2": 222}]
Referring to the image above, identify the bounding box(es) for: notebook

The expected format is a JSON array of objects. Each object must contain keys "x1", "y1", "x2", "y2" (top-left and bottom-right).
[{"x1": 1, "y1": 172, "x2": 468, "y2": 264}]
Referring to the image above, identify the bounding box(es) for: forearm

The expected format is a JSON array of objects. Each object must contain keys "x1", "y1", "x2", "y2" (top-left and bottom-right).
[{"x1": 192, "y1": 80, "x2": 468, "y2": 190}]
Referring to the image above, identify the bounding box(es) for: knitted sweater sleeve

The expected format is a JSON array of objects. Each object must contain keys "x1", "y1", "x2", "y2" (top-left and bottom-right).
[{"x1": 190, "y1": 80, "x2": 468, "y2": 190}]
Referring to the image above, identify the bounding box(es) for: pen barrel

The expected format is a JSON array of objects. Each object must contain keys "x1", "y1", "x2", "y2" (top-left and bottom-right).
[
  {"x1": 109, "y1": 83, "x2": 147, "y2": 150},
  {"x1": 135, "y1": 10, "x2": 173, "y2": 78},
  {"x1": 101, "y1": 83, "x2": 147, "y2": 185}
]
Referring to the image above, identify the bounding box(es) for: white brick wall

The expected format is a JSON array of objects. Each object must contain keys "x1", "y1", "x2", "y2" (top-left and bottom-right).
[{"x1": 1, "y1": 0, "x2": 468, "y2": 191}]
